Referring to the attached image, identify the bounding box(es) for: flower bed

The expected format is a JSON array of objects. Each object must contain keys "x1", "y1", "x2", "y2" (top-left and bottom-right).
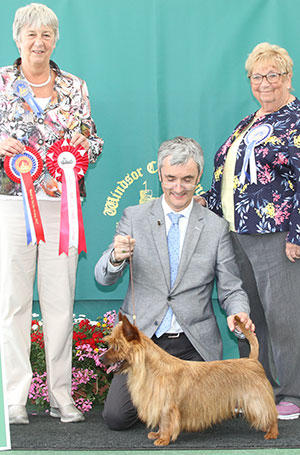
[{"x1": 29, "y1": 310, "x2": 116, "y2": 413}]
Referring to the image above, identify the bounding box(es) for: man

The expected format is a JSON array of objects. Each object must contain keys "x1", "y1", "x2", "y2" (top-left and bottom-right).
[{"x1": 95, "y1": 136, "x2": 254, "y2": 430}]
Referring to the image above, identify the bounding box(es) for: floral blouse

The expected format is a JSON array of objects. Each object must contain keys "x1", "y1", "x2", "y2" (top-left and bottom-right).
[
  {"x1": 0, "y1": 59, "x2": 103, "y2": 197},
  {"x1": 204, "y1": 98, "x2": 300, "y2": 245}
]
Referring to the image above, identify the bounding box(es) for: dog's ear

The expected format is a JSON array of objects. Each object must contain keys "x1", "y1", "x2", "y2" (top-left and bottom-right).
[
  {"x1": 118, "y1": 311, "x2": 123, "y2": 322},
  {"x1": 122, "y1": 315, "x2": 141, "y2": 342}
]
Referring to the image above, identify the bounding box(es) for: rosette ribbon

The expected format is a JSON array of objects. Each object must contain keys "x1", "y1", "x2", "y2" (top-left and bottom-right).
[
  {"x1": 46, "y1": 138, "x2": 89, "y2": 255},
  {"x1": 4, "y1": 147, "x2": 45, "y2": 245},
  {"x1": 239, "y1": 124, "x2": 273, "y2": 185},
  {"x1": 13, "y1": 79, "x2": 44, "y2": 118}
]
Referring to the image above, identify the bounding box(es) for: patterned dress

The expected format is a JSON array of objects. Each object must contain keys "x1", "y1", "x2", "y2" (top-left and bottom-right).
[
  {"x1": 205, "y1": 98, "x2": 300, "y2": 245},
  {"x1": 204, "y1": 99, "x2": 300, "y2": 407},
  {"x1": 0, "y1": 58, "x2": 103, "y2": 197}
]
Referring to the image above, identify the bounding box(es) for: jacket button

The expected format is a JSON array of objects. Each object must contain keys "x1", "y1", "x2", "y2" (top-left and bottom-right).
[{"x1": 167, "y1": 296, "x2": 172, "y2": 301}]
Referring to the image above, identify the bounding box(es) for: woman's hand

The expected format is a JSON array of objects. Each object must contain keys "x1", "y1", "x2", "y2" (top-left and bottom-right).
[
  {"x1": 286, "y1": 242, "x2": 300, "y2": 262},
  {"x1": 70, "y1": 133, "x2": 89, "y2": 151},
  {"x1": 0, "y1": 138, "x2": 25, "y2": 157},
  {"x1": 193, "y1": 195, "x2": 207, "y2": 207}
]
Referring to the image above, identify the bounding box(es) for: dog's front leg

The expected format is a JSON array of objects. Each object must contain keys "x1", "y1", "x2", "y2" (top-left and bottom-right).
[{"x1": 149, "y1": 405, "x2": 181, "y2": 446}]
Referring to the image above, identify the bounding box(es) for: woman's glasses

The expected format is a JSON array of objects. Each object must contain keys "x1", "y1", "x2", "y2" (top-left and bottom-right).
[{"x1": 249, "y1": 72, "x2": 287, "y2": 85}]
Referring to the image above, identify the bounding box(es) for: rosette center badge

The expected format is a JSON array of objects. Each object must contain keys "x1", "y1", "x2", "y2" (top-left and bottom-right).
[
  {"x1": 15, "y1": 155, "x2": 33, "y2": 174},
  {"x1": 57, "y1": 152, "x2": 76, "y2": 170}
]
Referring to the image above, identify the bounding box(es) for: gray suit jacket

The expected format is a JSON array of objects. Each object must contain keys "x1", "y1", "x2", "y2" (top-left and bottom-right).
[{"x1": 95, "y1": 197, "x2": 249, "y2": 361}]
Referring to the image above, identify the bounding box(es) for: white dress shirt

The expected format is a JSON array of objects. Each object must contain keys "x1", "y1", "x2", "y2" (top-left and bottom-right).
[
  {"x1": 162, "y1": 195, "x2": 194, "y2": 333},
  {"x1": 108, "y1": 196, "x2": 194, "y2": 334}
]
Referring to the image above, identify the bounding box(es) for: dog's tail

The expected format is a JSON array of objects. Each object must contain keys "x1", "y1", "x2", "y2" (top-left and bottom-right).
[{"x1": 234, "y1": 315, "x2": 259, "y2": 360}]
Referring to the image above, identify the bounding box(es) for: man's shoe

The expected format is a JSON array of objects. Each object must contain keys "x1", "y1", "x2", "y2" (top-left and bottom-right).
[
  {"x1": 50, "y1": 404, "x2": 85, "y2": 423},
  {"x1": 9, "y1": 405, "x2": 29, "y2": 424},
  {"x1": 276, "y1": 401, "x2": 300, "y2": 420}
]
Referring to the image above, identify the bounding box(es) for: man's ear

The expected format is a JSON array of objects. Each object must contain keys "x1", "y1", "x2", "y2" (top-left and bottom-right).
[
  {"x1": 121, "y1": 315, "x2": 140, "y2": 342},
  {"x1": 197, "y1": 169, "x2": 203, "y2": 184}
]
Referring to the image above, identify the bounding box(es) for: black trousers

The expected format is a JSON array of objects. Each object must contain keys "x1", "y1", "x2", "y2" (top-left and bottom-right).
[{"x1": 102, "y1": 332, "x2": 204, "y2": 430}]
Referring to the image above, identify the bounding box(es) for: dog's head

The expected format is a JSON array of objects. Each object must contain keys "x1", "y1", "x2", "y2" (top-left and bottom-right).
[{"x1": 101, "y1": 312, "x2": 141, "y2": 373}]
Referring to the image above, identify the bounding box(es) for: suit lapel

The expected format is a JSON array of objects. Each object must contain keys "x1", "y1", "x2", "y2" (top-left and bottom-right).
[
  {"x1": 172, "y1": 202, "x2": 204, "y2": 291},
  {"x1": 149, "y1": 197, "x2": 171, "y2": 290}
]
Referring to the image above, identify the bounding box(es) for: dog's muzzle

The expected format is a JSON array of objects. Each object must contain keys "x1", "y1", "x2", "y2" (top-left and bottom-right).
[{"x1": 99, "y1": 349, "x2": 125, "y2": 374}]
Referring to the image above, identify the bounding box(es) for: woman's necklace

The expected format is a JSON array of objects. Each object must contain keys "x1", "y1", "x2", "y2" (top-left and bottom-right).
[{"x1": 21, "y1": 67, "x2": 51, "y2": 88}]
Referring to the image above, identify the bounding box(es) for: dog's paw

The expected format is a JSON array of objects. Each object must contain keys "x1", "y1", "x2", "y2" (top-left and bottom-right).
[
  {"x1": 148, "y1": 431, "x2": 159, "y2": 440},
  {"x1": 264, "y1": 421, "x2": 278, "y2": 439},
  {"x1": 153, "y1": 437, "x2": 170, "y2": 446}
]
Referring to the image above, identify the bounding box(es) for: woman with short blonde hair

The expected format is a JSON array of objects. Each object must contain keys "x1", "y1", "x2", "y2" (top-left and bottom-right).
[{"x1": 201, "y1": 42, "x2": 300, "y2": 421}]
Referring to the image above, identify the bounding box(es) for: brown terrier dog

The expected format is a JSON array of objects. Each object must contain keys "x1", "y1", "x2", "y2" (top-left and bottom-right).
[{"x1": 103, "y1": 313, "x2": 278, "y2": 446}]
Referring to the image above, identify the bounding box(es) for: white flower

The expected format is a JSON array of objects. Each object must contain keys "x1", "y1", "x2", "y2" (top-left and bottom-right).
[{"x1": 89, "y1": 320, "x2": 98, "y2": 326}]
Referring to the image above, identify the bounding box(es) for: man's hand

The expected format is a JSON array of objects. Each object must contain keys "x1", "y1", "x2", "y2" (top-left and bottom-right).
[
  {"x1": 112, "y1": 234, "x2": 136, "y2": 263},
  {"x1": 227, "y1": 312, "x2": 255, "y2": 334}
]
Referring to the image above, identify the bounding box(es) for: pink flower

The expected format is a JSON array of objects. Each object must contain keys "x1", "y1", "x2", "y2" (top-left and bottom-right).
[
  {"x1": 273, "y1": 193, "x2": 280, "y2": 202},
  {"x1": 273, "y1": 153, "x2": 288, "y2": 165},
  {"x1": 258, "y1": 164, "x2": 272, "y2": 184},
  {"x1": 274, "y1": 202, "x2": 291, "y2": 225},
  {"x1": 29, "y1": 310, "x2": 117, "y2": 413}
]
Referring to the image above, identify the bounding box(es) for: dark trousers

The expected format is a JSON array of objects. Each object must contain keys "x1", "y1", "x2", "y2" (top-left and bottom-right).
[{"x1": 102, "y1": 332, "x2": 204, "y2": 430}]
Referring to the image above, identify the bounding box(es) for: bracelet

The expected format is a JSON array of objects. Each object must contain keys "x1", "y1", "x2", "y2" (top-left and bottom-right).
[{"x1": 110, "y1": 249, "x2": 123, "y2": 265}]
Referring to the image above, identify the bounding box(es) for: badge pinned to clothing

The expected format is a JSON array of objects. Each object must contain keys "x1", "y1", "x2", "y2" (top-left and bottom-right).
[
  {"x1": 13, "y1": 79, "x2": 44, "y2": 118},
  {"x1": 239, "y1": 124, "x2": 273, "y2": 185},
  {"x1": 46, "y1": 138, "x2": 89, "y2": 255},
  {"x1": 4, "y1": 147, "x2": 45, "y2": 245}
]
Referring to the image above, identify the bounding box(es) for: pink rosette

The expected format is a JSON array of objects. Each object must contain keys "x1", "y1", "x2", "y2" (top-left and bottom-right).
[{"x1": 46, "y1": 138, "x2": 89, "y2": 255}]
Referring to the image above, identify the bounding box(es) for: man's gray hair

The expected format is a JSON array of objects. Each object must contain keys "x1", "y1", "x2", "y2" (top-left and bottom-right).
[
  {"x1": 13, "y1": 3, "x2": 59, "y2": 44},
  {"x1": 157, "y1": 136, "x2": 204, "y2": 174}
]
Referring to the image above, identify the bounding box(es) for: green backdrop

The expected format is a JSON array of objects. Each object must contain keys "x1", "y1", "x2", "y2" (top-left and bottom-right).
[{"x1": 1, "y1": 0, "x2": 299, "y2": 354}]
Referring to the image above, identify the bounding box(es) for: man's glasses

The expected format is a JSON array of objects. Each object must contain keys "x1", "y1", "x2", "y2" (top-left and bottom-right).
[
  {"x1": 249, "y1": 72, "x2": 287, "y2": 85},
  {"x1": 160, "y1": 178, "x2": 199, "y2": 190}
]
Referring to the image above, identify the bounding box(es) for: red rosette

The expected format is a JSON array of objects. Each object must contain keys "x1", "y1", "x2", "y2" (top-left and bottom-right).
[
  {"x1": 46, "y1": 138, "x2": 88, "y2": 182},
  {"x1": 4, "y1": 146, "x2": 43, "y2": 183},
  {"x1": 4, "y1": 146, "x2": 45, "y2": 245}
]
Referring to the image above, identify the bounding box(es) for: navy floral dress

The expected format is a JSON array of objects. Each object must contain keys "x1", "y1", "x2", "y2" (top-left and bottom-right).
[{"x1": 205, "y1": 98, "x2": 300, "y2": 246}]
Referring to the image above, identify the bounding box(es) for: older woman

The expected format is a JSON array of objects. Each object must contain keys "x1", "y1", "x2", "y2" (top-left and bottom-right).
[
  {"x1": 201, "y1": 43, "x2": 300, "y2": 420},
  {"x1": 0, "y1": 3, "x2": 103, "y2": 424}
]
